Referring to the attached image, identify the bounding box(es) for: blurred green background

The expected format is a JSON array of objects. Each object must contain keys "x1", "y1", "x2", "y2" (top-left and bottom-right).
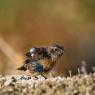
[{"x1": 0, "y1": 0, "x2": 95, "y2": 76}]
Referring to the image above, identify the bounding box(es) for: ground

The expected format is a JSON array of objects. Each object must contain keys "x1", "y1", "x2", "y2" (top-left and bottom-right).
[{"x1": 0, "y1": 74, "x2": 95, "y2": 95}]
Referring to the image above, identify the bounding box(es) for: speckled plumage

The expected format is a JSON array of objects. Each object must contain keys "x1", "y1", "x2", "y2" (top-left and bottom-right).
[{"x1": 17, "y1": 44, "x2": 64, "y2": 78}]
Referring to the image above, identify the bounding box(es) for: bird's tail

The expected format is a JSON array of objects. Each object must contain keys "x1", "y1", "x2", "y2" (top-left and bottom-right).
[{"x1": 17, "y1": 65, "x2": 27, "y2": 71}]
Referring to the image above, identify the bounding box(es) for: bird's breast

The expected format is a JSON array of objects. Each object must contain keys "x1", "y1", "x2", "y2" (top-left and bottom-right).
[{"x1": 39, "y1": 59, "x2": 56, "y2": 71}]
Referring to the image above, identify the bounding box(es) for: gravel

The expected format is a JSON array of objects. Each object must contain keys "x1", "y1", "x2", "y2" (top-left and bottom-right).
[{"x1": 0, "y1": 74, "x2": 94, "y2": 95}]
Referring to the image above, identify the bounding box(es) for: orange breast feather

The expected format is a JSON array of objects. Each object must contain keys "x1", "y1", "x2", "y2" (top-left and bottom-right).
[{"x1": 39, "y1": 59, "x2": 56, "y2": 71}]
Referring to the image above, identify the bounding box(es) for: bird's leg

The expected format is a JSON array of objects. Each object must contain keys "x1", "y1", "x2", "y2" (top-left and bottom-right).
[
  {"x1": 41, "y1": 73, "x2": 47, "y2": 79},
  {"x1": 51, "y1": 73, "x2": 55, "y2": 78},
  {"x1": 34, "y1": 76, "x2": 38, "y2": 80}
]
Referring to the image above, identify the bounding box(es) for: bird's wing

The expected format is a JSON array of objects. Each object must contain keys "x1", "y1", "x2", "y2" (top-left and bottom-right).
[{"x1": 31, "y1": 61, "x2": 43, "y2": 72}]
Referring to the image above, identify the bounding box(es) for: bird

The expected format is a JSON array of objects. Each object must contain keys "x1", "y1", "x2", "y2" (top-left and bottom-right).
[{"x1": 17, "y1": 44, "x2": 64, "y2": 79}]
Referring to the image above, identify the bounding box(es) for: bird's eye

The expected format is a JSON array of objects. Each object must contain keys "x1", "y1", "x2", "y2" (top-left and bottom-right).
[{"x1": 55, "y1": 48, "x2": 58, "y2": 51}]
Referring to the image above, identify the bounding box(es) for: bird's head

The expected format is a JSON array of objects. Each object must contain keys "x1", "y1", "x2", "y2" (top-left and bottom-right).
[{"x1": 47, "y1": 44, "x2": 64, "y2": 61}]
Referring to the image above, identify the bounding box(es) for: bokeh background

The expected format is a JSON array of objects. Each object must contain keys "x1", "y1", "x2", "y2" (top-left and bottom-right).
[{"x1": 0, "y1": 0, "x2": 95, "y2": 76}]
